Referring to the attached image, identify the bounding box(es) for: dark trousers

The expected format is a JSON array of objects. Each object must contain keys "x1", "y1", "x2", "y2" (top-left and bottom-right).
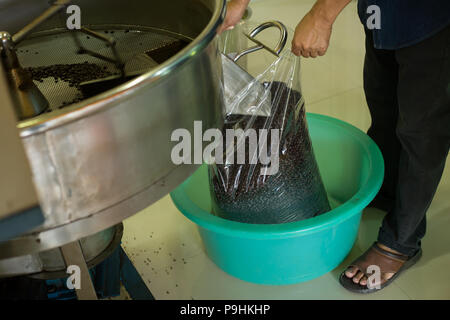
[{"x1": 363, "y1": 26, "x2": 450, "y2": 256}]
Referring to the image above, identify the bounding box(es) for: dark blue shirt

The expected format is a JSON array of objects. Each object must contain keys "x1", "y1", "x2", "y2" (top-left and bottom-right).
[{"x1": 358, "y1": 0, "x2": 450, "y2": 50}]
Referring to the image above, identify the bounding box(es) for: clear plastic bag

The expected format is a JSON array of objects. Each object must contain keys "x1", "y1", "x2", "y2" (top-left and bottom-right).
[{"x1": 209, "y1": 21, "x2": 331, "y2": 224}]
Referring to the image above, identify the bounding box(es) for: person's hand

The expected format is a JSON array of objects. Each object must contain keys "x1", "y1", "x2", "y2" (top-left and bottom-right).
[
  {"x1": 291, "y1": 8, "x2": 333, "y2": 58},
  {"x1": 217, "y1": 0, "x2": 250, "y2": 34}
]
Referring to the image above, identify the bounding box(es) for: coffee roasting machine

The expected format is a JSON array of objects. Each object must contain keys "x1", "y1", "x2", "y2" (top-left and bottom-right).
[{"x1": 0, "y1": 0, "x2": 225, "y2": 299}]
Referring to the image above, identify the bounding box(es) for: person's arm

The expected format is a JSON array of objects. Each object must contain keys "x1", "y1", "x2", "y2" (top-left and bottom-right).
[
  {"x1": 217, "y1": 0, "x2": 251, "y2": 34},
  {"x1": 292, "y1": 0, "x2": 352, "y2": 58}
]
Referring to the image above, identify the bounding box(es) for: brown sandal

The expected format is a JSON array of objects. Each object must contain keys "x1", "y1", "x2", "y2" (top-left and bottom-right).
[{"x1": 339, "y1": 242, "x2": 422, "y2": 294}]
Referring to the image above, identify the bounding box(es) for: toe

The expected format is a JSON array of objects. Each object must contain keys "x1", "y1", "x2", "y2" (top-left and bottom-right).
[
  {"x1": 345, "y1": 266, "x2": 359, "y2": 278},
  {"x1": 360, "y1": 276, "x2": 368, "y2": 286},
  {"x1": 352, "y1": 271, "x2": 365, "y2": 284},
  {"x1": 383, "y1": 272, "x2": 395, "y2": 281}
]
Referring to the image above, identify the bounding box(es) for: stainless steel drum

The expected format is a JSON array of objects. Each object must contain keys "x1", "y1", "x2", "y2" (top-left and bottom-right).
[{"x1": 0, "y1": 0, "x2": 225, "y2": 261}]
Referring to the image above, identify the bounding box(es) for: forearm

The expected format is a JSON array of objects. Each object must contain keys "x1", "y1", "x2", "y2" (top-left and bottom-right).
[
  {"x1": 233, "y1": 0, "x2": 250, "y2": 6},
  {"x1": 310, "y1": 0, "x2": 352, "y2": 24},
  {"x1": 218, "y1": 0, "x2": 251, "y2": 33},
  {"x1": 291, "y1": 0, "x2": 351, "y2": 57}
]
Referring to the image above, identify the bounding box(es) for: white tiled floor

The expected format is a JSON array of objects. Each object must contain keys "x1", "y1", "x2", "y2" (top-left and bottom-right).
[{"x1": 121, "y1": 0, "x2": 450, "y2": 300}]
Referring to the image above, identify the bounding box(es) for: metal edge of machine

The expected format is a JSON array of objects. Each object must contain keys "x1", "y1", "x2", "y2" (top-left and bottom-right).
[{"x1": 0, "y1": 163, "x2": 195, "y2": 259}]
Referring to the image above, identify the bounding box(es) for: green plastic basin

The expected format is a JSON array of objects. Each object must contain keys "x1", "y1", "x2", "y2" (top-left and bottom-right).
[{"x1": 170, "y1": 113, "x2": 384, "y2": 285}]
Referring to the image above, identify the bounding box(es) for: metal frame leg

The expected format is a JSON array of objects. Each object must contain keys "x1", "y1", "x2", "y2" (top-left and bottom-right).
[{"x1": 60, "y1": 241, "x2": 98, "y2": 300}]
